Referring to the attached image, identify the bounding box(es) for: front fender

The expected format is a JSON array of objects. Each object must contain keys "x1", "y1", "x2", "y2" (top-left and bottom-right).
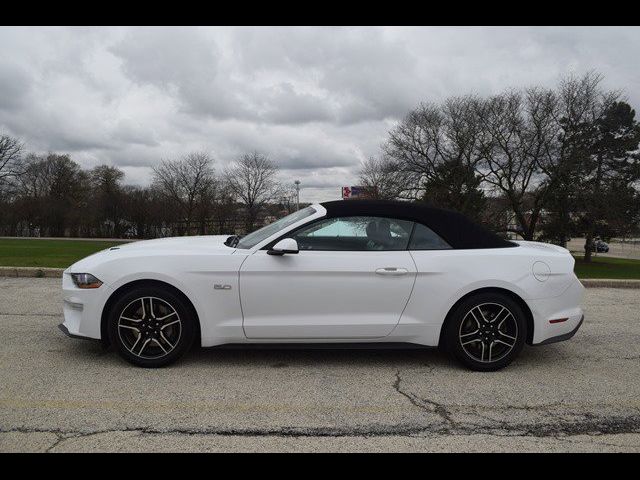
[
  {"x1": 85, "y1": 253, "x2": 247, "y2": 346},
  {"x1": 102, "y1": 271, "x2": 209, "y2": 341}
]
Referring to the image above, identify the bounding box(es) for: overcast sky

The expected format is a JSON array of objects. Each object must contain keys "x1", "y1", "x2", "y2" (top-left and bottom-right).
[{"x1": 1, "y1": 26, "x2": 639, "y2": 202}]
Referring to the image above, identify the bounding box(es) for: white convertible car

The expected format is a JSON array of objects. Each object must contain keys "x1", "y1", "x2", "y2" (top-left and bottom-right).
[{"x1": 60, "y1": 200, "x2": 584, "y2": 371}]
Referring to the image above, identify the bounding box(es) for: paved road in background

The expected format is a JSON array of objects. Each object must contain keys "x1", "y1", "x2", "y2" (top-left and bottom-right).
[
  {"x1": 0, "y1": 278, "x2": 639, "y2": 452},
  {"x1": 567, "y1": 238, "x2": 640, "y2": 260}
]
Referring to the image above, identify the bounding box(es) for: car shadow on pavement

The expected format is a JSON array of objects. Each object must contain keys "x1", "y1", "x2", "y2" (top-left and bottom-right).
[
  {"x1": 185, "y1": 345, "x2": 452, "y2": 369},
  {"x1": 59, "y1": 337, "x2": 453, "y2": 369},
  {"x1": 58, "y1": 333, "x2": 581, "y2": 372}
]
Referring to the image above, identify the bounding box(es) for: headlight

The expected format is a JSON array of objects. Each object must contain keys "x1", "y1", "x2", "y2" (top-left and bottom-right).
[{"x1": 70, "y1": 273, "x2": 103, "y2": 289}]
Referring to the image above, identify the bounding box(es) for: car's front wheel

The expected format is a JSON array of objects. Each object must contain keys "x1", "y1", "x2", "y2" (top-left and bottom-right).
[
  {"x1": 107, "y1": 285, "x2": 196, "y2": 368},
  {"x1": 443, "y1": 292, "x2": 527, "y2": 371}
]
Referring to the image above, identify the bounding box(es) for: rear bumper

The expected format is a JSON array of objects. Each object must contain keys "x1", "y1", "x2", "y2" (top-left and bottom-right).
[
  {"x1": 534, "y1": 315, "x2": 584, "y2": 346},
  {"x1": 528, "y1": 278, "x2": 585, "y2": 345}
]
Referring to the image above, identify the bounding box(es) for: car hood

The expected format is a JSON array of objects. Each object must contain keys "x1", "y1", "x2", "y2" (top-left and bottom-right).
[
  {"x1": 65, "y1": 235, "x2": 237, "y2": 274},
  {"x1": 113, "y1": 235, "x2": 234, "y2": 251}
]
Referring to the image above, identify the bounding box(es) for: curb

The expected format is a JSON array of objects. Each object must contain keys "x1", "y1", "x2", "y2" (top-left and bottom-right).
[
  {"x1": 1, "y1": 267, "x2": 639, "y2": 288},
  {"x1": 580, "y1": 279, "x2": 640, "y2": 289},
  {"x1": 0, "y1": 267, "x2": 65, "y2": 278}
]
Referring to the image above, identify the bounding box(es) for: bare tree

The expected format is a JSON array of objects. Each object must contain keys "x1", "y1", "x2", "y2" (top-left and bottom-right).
[
  {"x1": 210, "y1": 179, "x2": 238, "y2": 234},
  {"x1": 276, "y1": 183, "x2": 301, "y2": 214},
  {"x1": 194, "y1": 175, "x2": 221, "y2": 235},
  {"x1": 90, "y1": 165, "x2": 126, "y2": 237},
  {"x1": 0, "y1": 134, "x2": 24, "y2": 186},
  {"x1": 382, "y1": 96, "x2": 487, "y2": 218},
  {"x1": 358, "y1": 155, "x2": 408, "y2": 200},
  {"x1": 474, "y1": 88, "x2": 561, "y2": 240},
  {"x1": 152, "y1": 152, "x2": 215, "y2": 235},
  {"x1": 225, "y1": 152, "x2": 281, "y2": 232},
  {"x1": 15, "y1": 153, "x2": 89, "y2": 236}
]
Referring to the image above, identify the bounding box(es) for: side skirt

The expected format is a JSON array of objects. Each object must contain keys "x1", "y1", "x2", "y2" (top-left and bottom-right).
[{"x1": 203, "y1": 342, "x2": 435, "y2": 351}]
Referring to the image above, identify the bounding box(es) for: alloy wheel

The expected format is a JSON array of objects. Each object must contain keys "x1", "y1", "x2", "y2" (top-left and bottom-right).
[
  {"x1": 458, "y1": 302, "x2": 518, "y2": 363},
  {"x1": 117, "y1": 296, "x2": 182, "y2": 360}
]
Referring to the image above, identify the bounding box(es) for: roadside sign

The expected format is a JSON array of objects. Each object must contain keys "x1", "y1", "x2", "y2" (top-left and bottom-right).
[{"x1": 342, "y1": 186, "x2": 374, "y2": 199}]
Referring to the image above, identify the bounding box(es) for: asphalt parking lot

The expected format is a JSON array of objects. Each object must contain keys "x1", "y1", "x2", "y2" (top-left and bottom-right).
[{"x1": 0, "y1": 277, "x2": 639, "y2": 452}]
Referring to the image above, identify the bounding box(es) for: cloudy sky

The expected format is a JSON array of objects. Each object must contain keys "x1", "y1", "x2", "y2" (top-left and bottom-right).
[{"x1": 1, "y1": 26, "x2": 639, "y2": 202}]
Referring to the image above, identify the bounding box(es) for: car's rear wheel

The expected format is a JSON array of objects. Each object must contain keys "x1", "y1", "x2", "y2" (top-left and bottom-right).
[
  {"x1": 443, "y1": 292, "x2": 527, "y2": 371},
  {"x1": 107, "y1": 285, "x2": 196, "y2": 368}
]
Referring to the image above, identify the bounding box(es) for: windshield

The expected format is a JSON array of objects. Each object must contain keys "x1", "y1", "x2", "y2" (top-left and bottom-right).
[{"x1": 236, "y1": 206, "x2": 317, "y2": 249}]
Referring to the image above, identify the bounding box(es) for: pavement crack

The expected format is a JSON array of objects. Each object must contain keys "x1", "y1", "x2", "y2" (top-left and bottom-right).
[
  {"x1": 0, "y1": 425, "x2": 428, "y2": 442},
  {"x1": 45, "y1": 432, "x2": 68, "y2": 453},
  {"x1": 393, "y1": 370, "x2": 455, "y2": 427},
  {"x1": 3, "y1": 413, "x2": 640, "y2": 448}
]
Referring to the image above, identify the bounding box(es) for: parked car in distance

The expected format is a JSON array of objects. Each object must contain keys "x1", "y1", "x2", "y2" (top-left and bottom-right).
[{"x1": 586, "y1": 239, "x2": 610, "y2": 253}]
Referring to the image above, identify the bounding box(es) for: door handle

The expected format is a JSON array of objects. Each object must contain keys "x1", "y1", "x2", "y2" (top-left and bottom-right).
[{"x1": 375, "y1": 267, "x2": 408, "y2": 276}]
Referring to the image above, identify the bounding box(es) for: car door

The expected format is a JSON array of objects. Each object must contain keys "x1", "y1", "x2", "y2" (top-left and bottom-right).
[{"x1": 239, "y1": 216, "x2": 417, "y2": 339}]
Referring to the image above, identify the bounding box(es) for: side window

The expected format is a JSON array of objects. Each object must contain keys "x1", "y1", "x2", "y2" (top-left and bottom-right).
[
  {"x1": 408, "y1": 223, "x2": 451, "y2": 250},
  {"x1": 292, "y1": 216, "x2": 414, "y2": 251}
]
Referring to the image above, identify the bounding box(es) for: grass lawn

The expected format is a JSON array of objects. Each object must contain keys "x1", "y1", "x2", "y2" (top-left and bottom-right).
[
  {"x1": 573, "y1": 255, "x2": 640, "y2": 279},
  {"x1": 1, "y1": 238, "x2": 639, "y2": 279},
  {"x1": 0, "y1": 238, "x2": 130, "y2": 268}
]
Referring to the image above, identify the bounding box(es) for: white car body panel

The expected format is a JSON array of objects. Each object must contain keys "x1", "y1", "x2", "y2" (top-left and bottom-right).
[
  {"x1": 62, "y1": 204, "x2": 584, "y2": 349},
  {"x1": 394, "y1": 243, "x2": 582, "y2": 346},
  {"x1": 240, "y1": 250, "x2": 417, "y2": 339}
]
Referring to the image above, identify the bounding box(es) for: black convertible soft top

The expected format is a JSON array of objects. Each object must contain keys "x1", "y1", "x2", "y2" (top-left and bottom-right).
[{"x1": 320, "y1": 200, "x2": 517, "y2": 250}]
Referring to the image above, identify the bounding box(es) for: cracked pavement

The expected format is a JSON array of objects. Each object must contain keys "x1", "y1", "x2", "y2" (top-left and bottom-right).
[{"x1": 0, "y1": 277, "x2": 639, "y2": 452}]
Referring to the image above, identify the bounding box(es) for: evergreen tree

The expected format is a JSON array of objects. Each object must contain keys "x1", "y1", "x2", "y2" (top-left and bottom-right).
[
  {"x1": 422, "y1": 162, "x2": 486, "y2": 222},
  {"x1": 575, "y1": 102, "x2": 640, "y2": 261}
]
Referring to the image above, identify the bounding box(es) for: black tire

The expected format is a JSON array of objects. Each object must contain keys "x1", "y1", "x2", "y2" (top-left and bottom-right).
[
  {"x1": 107, "y1": 285, "x2": 196, "y2": 368},
  {"x1": 443, "y1": 292, "x2": 527, "y2": 371}
]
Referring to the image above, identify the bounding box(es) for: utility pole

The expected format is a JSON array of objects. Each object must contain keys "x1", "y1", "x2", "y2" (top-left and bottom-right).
[{"x1": 294, "y1": 180, "x2": 301, "y2": 210}]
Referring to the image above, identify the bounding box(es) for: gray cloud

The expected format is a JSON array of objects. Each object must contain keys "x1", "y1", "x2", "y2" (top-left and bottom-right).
[
  {"x1": 0, "y1": 63, "x2": 32, "y2": 111},
  {"x1": 1, "y1": 26, "x2": 640, "y2": 203}
]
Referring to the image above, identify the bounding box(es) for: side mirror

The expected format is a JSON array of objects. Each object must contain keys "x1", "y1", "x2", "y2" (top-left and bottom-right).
[
  {"x1": 268, "y1": 238, "x2": 299, "y2": 256},
  {"x1": 224, "y1": 235, "x2": 240, "y2": 247}
]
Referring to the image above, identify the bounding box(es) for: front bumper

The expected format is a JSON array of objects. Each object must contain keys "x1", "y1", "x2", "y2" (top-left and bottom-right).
[
  {"x1": 58, "y1": 323, "x2": 99, "y2": 342},
  {"x1": 60, "y1": 272, "x2": 112, "y2": 340}
]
